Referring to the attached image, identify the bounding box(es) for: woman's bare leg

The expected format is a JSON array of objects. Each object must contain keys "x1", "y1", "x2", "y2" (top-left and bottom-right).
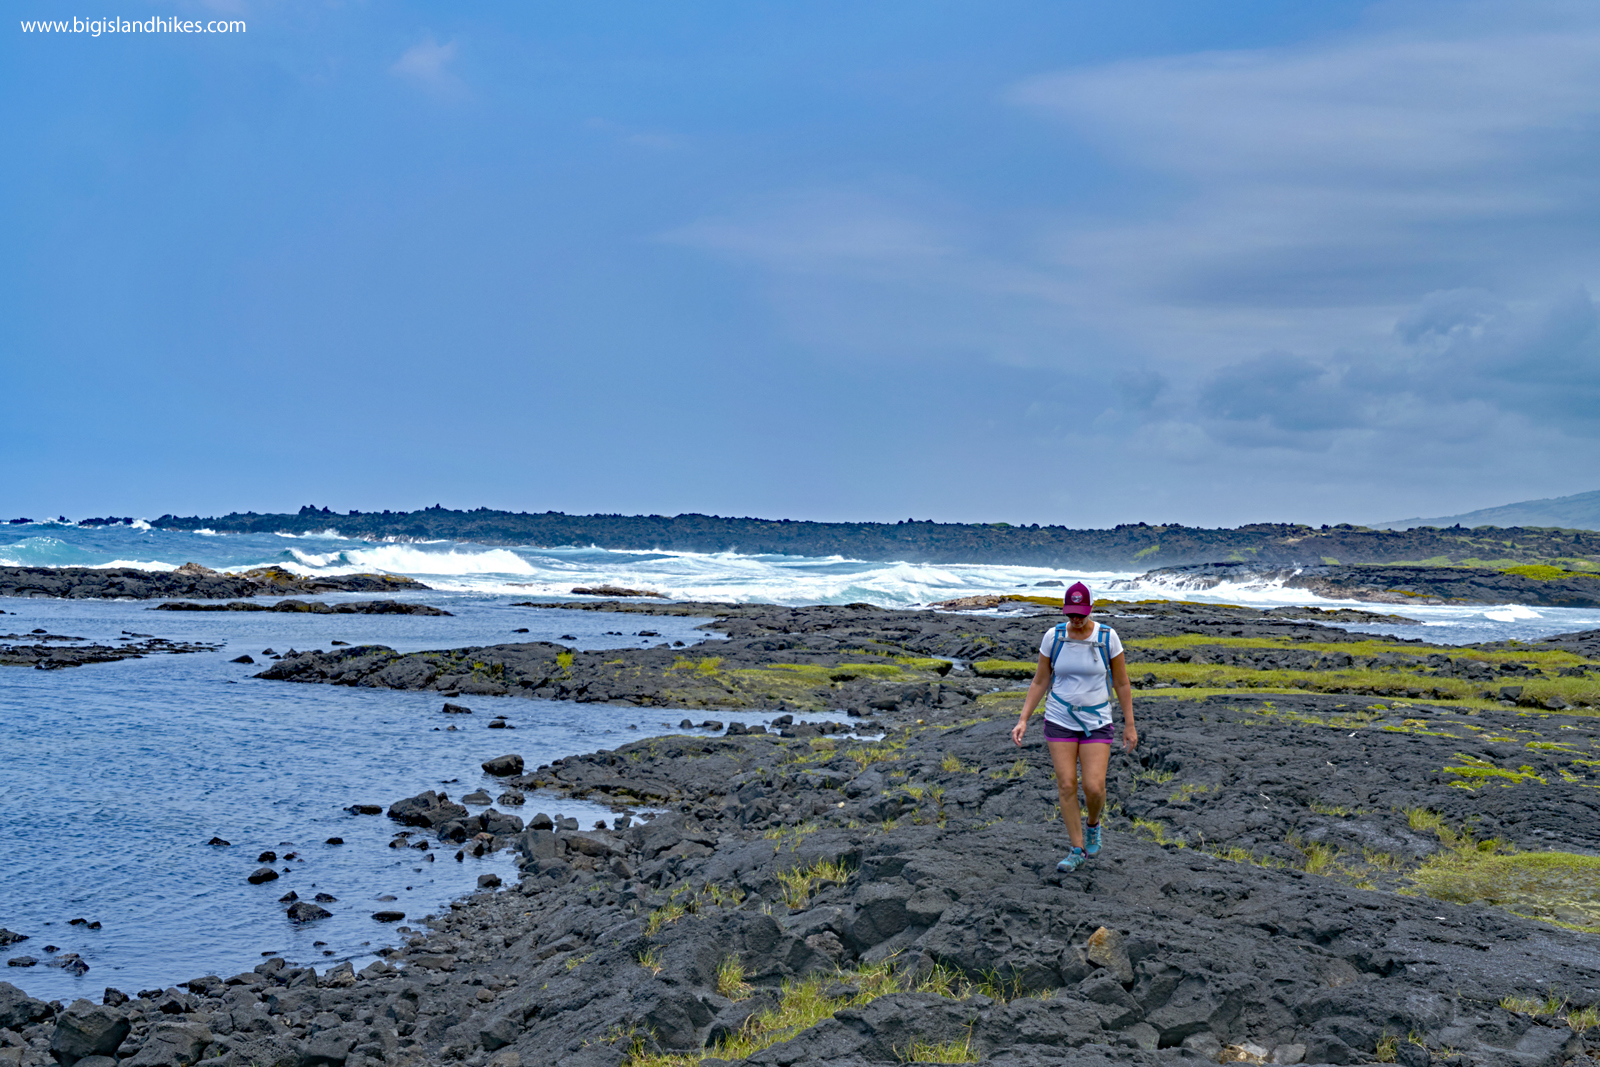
[
  {"x1": 1047, "y1": 741, "x2": 1084, "y2": 849},
  {"x1": 1077, "y1": 743, "x2": 1111, "y2": 826}
]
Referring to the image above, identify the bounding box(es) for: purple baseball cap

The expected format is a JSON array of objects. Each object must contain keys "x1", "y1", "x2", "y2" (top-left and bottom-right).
[{"x1": 1062, "y1": 582, "x2": 1093, "y2": 615}]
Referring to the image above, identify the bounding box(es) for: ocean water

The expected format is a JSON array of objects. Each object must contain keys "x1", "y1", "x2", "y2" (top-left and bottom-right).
[{"x1": 3, "y1": 522, "x2": 1597, "y2": 999}]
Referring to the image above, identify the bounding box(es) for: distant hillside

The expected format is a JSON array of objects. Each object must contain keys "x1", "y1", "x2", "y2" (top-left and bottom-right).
[
  {"x1": 148, "y1": 506, "x2": 1600, "y2": 570},
  {"x1": 1377, "y1": 489, "x2": 1600, "y2": 532}
]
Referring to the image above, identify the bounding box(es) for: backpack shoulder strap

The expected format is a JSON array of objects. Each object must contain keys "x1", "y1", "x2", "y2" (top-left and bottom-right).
[
  {"x1": 1098, "y1": 625, "x2": 1114, "y2": 692},
  {"x1": 1049, "y1": 622, "x2": 1067, "y2": 667}
]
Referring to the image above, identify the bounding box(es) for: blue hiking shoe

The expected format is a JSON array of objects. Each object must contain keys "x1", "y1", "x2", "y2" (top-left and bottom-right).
[
  {"x1": 1084, "y1": 823, "x2": 1102, "y2": 857},
  {"x1": 1056, "y1": 847, "x2": 1087, "y2": 873}
]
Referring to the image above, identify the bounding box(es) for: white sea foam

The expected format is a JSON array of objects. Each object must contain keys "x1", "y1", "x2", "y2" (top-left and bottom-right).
[
  {"x1": 95, "y1": 559, "x2": 178, "y2": 571},
  {"x1": 131, "y1": 519, "x2": 152, "y2": 531},
  {"x1": 299, "y1": 545, "x2": 541, "y2": 577},
  {"x1": 273, "y1": 529, "x2": 346, "y2": 539},
  {"x1": 1484, "y1": 604, "x2": 1542, "y2": 622}
]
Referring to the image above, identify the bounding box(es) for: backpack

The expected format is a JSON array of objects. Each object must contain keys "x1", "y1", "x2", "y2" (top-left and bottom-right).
[{"x1": 1048, "y1": 621, "x2": 1114, "y2": 704}]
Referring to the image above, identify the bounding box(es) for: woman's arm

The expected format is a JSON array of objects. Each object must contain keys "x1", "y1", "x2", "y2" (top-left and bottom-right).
[
  {"x1": 1011, "y1": 654, "x2": 1053, "y2": 747},
  {"x1": 1110, "y1": 652, "x2": 1138, "y2": 750}
]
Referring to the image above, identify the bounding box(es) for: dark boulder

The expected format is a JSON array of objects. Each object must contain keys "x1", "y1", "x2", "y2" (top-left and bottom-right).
[
  {"x1": 387, "y1": 790, "x2": 469, "y2": 828},
  {"x1": 50, "y1": 998, "x2": 130, "y2": 1065},
  {"x1": 247, "y1": 867, "x2": 279, "y2": 885},
  {"x1": 482, "y1": 753, "x2": 524, "y2": 777},
  {"x1": 0, "y1": 979, "x2": 53, "y2": 1028}
]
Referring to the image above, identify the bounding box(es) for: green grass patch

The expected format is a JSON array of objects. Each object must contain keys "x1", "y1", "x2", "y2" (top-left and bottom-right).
[
  {"x1": 1412, "y1": 850, "x2": 1600, "y2": 933},
  {"x1": 775, "y1": 858, "x2": 853, "y2": 910},
  {"x1": 716, "y1": 955, "x2": 753, "y2": 1001},
  {"x1": 901, "y1": 1031, "x2": 979, "y2": 1063},
  {"x1": 972, "y1": 659, "x2": 1038, "y2": 679},
  {"x1": 1443, "y1": 754, "x2": 1547, "y2": 789},
  {"x1": 1126, "y1": 633, "x2": 1597, "y2": 669},
  {"x1": 1501, "y1": 564, "x2": 1590, "y2": 581}
]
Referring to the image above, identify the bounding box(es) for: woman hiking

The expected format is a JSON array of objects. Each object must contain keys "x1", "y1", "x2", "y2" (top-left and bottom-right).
[{"x1": 1010, "y1": 581, "x2": 1138, "y2": 873}]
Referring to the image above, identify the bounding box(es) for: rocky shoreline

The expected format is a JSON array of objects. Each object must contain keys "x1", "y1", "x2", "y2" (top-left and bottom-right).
[
  {"x1": 1135, "y1": 564, "x2": 1600, "y2": 609},
  {"x1": 0, "y1": 629, "x2": 222, "y2": 669},
  {"x1": 0, "y1": 566, "x2": 429, "y2": 602},
  {"x1": 142, "y1": 506, "x2": 1600, "y2": 570},
  {"x1": 152, "y1": 601, "x2": 451, "y2": 616},
  {"x1": 3, "y1": 691, "x2": 1597, "y2": 1066},
  {"x1": 3, "y1": 602, "x2": 1598, "y2": 1066},
  {"x1": 254, "y1": 599, "x2": 1599, "y2": 714}
]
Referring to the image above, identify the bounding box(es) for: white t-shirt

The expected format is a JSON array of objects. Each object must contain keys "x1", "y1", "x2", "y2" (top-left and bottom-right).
[{"x1": 1038, "y1": 621, "x2": 1123, "y2": 731}]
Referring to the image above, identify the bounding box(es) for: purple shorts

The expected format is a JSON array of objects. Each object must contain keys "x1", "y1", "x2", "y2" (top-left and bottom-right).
[{"x1": 1044, "y1": 719, "x2": 1115, "y2": 744}]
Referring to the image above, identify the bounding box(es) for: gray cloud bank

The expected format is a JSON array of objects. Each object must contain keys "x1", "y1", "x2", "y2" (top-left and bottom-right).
[{"x1": 673, "y1": 1, "x2": 1600, "y2": 524}]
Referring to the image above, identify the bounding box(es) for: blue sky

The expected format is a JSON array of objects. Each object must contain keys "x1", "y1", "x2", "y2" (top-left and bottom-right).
[{"x1": 5, "y1": 0, "x2": 1598, "y2": 527}]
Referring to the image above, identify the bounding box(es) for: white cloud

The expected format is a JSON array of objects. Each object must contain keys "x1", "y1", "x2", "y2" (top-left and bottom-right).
[{"x1": 391, "y1": 37, "x2": 459, "y2": 91}]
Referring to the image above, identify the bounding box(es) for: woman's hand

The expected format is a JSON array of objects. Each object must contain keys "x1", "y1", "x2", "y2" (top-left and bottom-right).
[
  {"x1": 1122, "y1": 722, "x2": 1139, "y2": 751},
  {"x1": 1011, "y1": 717, "x2": 1029, "y2": 747}
]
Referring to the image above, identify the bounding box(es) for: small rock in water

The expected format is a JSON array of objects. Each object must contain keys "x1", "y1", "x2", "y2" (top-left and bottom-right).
[
  {"x1": 257, "y1": 850, "x2": 277, "y2": 863},
  {"x1": 286, "y1": 901, "x2": 332, "y2": 922},
  {"x1": 377, "y1": 894, "x2": 397, "y2": 901},
  {"x1": 679, "y1": 719, "x2": 694, "y2": 728},
  {"x1": 231, "y1": 654, "x2": 255, "y2": 664},
  {"x1": 346, "y1": 804, "x2": 382, "y2": 815},
  {"x1": 477, "y1": 874, "x2": 502, "y2": 889},
  {"x1": 0, "y1": 928, "x2": 29, "y2": 945},
  {"x1": 372, "y1": 911, "x2": 405, "y2": 922},
  {"x1": 482, "y1": 753, "x2": 523, "y2": 776},
  {"x1": 330, "y1": 639, "x2": 349, "y2": 646},
  {"x1": 279, "y1": 891, "x2": 298, "y2": 903},
  {"x1": 261, "y1": 648, "x2": 275, "y2": 655},
  {"x1": 325, "y1": 836, "x2": 344, "y2": 845},
  {"x1": 461, "y1": 790, "x2": 492, "y2": 805},
  {"x1": 69, "y1": 917, "x2": 89, "y2": 926},
  {"x1": 7, "y1": 956, "x2": 37, "y2": 967},
  {"x1": 512, "y1": 628, "x2": 529, "y2": 633},
  {"x1": 207, "y1": 837, "x2": 231, "y2": 847},
  {"x1": 529, "y1": 813, "x2": 553, "y2": 831},
  {"x1": 102, "y1": 987, "x2": 129, "y2": 1007},
  {"x1": 313, "y1": 893, "x2": 337, "y2": 903},
  {"x1": 497, "y1": 790, "x2": 525, "y2": 805},
  {"x1": 442, "y1": 702, "x2": 473, "y2": 714},
  {"x1": 247, "y1": 867, "x2": 279, "y2": 885}
]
